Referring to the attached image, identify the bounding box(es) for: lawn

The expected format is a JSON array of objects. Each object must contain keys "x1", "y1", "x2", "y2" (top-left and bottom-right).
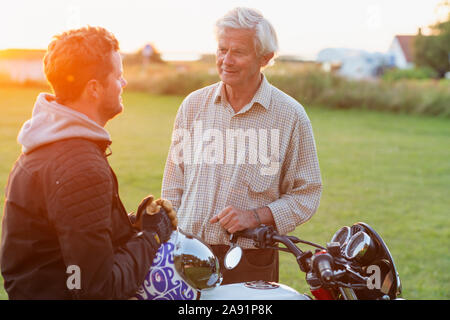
[{"x1": 0, "y1": 86, "x2": 449, "y2": 300}]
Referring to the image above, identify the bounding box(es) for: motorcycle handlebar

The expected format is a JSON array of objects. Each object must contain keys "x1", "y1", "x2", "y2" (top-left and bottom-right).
[
  {"x1": 233, "y1": 226, "x2": 325, "y2": 251},
  {"x1": 233, "y1": 226, "x2": 371, "y2": 291},
  {"x1": 233, "y1": 226, "x2": 272, "y2": 244},
  {"x1": 233, "y1": 226, "x2": 305, "y2": 257},
  {"x1": 234, "y1": 228, "x2": 259, "y2": 240},
  {"x1": 313, "y1": 253, "x2": 334, "y2": 282}
]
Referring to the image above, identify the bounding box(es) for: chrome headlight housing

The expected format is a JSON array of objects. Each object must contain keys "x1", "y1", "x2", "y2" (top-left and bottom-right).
[
  {"x1": 173, "y1": 228, "x2": 222, "y2": 290},
  {"x1": 344, "y1": 231, "x2": 377, "y2": 264}
]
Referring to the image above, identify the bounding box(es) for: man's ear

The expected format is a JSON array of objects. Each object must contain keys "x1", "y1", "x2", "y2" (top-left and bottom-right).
[
  {"x1": 84, "y1": 79, "x2": 102, "y2": 100},
  {"x1": 260, "y1": 52, "x2": 275, "y2": 68}
]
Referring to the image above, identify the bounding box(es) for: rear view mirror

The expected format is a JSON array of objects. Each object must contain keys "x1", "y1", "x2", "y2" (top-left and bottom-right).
[{"x1": 224, "y1": 245, "x2": 243, "y2": 270}]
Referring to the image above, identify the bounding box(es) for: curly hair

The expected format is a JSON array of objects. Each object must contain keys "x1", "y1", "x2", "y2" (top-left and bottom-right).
[{"x1": 44, "y1": 26, "x2": 120, "y2": 103}]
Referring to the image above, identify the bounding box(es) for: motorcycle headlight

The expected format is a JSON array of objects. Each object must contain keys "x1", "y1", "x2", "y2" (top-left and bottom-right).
[
  {"x1": 352, "y1": 222, "x2": 402, "y2": 299},
  {"x1": 344, "y1": 231, "x2": 378, "y2": 264},
  {"x1": 331, "y1": 226, "x2": 351, "y2": 247},
  {"x1": 173, "y1": 228, "x2": 222, "y2": 290}
]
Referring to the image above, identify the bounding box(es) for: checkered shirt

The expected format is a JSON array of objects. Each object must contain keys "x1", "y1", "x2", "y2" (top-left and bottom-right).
[{"x1": 161, "y1": 75, "x2": 322, "y2": 248}]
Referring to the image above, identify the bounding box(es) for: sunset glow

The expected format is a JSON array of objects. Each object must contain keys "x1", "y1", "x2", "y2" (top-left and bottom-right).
[{"x1": 1, "y1": 0, "x2": 446, "y2": 59}]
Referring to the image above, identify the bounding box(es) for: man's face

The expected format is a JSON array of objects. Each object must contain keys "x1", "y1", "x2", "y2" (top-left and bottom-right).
[
  {"x1": 216, "y1": 28, "x2": 264, "y2": 89},
  {"x1": 98, "y1": 51, "x2": 127, "y2": 122}
]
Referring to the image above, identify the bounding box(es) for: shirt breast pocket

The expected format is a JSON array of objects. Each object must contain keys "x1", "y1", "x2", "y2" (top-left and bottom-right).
[{"x1": 244, "y1": 163, "x2": 279, "y2": 194}]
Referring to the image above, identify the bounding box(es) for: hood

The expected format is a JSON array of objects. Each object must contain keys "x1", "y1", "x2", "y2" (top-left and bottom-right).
[{"x1": 18, "y1": 93, "x2": 111, "y2": 154}]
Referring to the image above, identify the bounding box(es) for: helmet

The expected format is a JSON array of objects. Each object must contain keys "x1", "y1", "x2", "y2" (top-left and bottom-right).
[{"x1": 134, "y1": 229, "x2": 222, "y2": 300}]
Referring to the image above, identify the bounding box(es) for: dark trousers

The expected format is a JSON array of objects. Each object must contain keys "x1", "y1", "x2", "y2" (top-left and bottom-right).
[{"x1": 211, "y1": 245, "x2": 279, "y2": 285}]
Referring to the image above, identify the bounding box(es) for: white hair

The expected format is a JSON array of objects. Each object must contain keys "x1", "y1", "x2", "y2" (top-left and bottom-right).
[{"x1": 215, "y1": 7, "x2": 278, "y2": 58}]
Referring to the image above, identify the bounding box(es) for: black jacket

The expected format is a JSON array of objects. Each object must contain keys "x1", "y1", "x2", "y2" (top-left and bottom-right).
[{"x1": 0, "y1": 138, "x2": 158, "y2": 299}]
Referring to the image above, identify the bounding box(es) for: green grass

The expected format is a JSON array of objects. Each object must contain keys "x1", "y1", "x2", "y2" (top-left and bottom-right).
[{"x1": 0, "y1": 86, "x2": 449, "y2": 300}]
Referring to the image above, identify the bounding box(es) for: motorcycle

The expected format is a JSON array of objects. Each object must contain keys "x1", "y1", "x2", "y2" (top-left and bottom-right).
[{"x1": 133, "y1": 222, "x2": 402, "y2": 300}]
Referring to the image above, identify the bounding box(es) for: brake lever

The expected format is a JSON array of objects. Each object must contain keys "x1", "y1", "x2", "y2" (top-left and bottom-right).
[
  {"x1": 285, "y1": 235, "x2": 326, "y2": 250},
  {"x1": 344, "y1": 265, "x2": 369, "y2": 283}
]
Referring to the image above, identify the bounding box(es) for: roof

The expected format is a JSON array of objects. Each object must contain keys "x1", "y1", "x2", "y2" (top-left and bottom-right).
[{"x1": 395, "y1": 35, "x2": 416, "y2": 63}]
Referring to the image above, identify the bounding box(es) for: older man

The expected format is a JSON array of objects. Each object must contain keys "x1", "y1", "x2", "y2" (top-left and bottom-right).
[{"x1": 161, "y1": 7, "x2": 322, "y2": 284}]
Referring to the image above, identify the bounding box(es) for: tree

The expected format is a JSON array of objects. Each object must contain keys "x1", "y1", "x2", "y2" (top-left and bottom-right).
[{"x1": 414, "y1": 2, "x2": 450, "y2": 77}]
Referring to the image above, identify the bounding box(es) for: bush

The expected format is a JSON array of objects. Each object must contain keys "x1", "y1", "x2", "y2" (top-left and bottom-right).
[
  {"x1": 265, "y1": 69, "x2": 450, "y2": 117},
  {"x1": 382, "y1": 67, "x2": 438, "y2": 82},
  {"x1": 5, "y1": 58, "x2": 447, "y2": 117},
  {"x1": 122, "y1": 60, "x2": 450, "y2": 117}
]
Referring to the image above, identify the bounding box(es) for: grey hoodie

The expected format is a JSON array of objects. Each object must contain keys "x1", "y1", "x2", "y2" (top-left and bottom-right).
[{"x1": 18, "y1": 93, "x2": 111, "y2": 154}]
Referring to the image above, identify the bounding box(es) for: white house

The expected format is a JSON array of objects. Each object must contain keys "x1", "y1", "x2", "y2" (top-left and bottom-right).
[
  {"x1": 387, "y1": 35, "x2": 416, "y2": 69},
  {"x1": 317, "y1": 48, "x2": 387, "y2": 80},
  {"x1": 0, "y1": 59, "x2": 46, "y2": 83},
  {"x1": 0, "y1": 49, "x2": 46, "y2": 83}
]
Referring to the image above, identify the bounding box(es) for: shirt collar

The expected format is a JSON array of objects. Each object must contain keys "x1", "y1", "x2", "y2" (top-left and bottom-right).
[{"x1": 213, "y1": 74, "x2": 272, "y2": 112}]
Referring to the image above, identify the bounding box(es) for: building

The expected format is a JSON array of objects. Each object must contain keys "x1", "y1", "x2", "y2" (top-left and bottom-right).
[
  {"x1": 317, "y1": 48, "x2": 387, "y2": 80},
  {"x1": 0, "y1": 49, "x2": 46, "y2": 83},
  {"x1": 387, "y1": 35, "x2": 416, "y2": 69}
]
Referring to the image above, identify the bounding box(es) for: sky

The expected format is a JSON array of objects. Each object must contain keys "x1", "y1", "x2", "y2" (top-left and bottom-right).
[{"x1": 0, "y1": 0, "x2": 447, "y2": 59}]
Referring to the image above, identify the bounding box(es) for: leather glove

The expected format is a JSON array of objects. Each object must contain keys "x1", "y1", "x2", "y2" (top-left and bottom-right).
[
  {"x1": 132, "y1": 195, "x2": 178, "y2": 244},
  {"x1": 154, "y1": 198, "x2": 178, "y2": 229}
]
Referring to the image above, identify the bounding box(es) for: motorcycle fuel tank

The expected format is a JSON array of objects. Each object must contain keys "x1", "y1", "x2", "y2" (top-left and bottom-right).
[
  {"x1": 134, "y1": 229, "x2": 311, "y2": 300},
  {"x1": 200, "y1": 281, "x2": 311, "y2": 300}
]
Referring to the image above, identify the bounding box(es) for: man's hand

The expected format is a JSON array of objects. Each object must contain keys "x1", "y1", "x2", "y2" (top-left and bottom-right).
[
  {"x1": 209, "y1": 205, "x2": 258, "y2": 233},
  {"x1": 133, "y1": 196, "x2": 178, "y2": 244},
  {"x1": 154, "y1": 198, "x2": 178, "y2": 230}
]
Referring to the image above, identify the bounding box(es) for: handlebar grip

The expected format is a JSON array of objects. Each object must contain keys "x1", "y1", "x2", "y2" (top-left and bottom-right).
[
  {"x1": 234, "y1": 229, "x2": 256, "y2": 239},
  {"x1": 234, "y1": 226, "x2": 269, "y2": 240},
  {"x1": 233, "y1": 226, "x2": 276, "y2": 249},
  {"x1": 313, "y1": 253, "x2": 334, "y2": 282}
]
